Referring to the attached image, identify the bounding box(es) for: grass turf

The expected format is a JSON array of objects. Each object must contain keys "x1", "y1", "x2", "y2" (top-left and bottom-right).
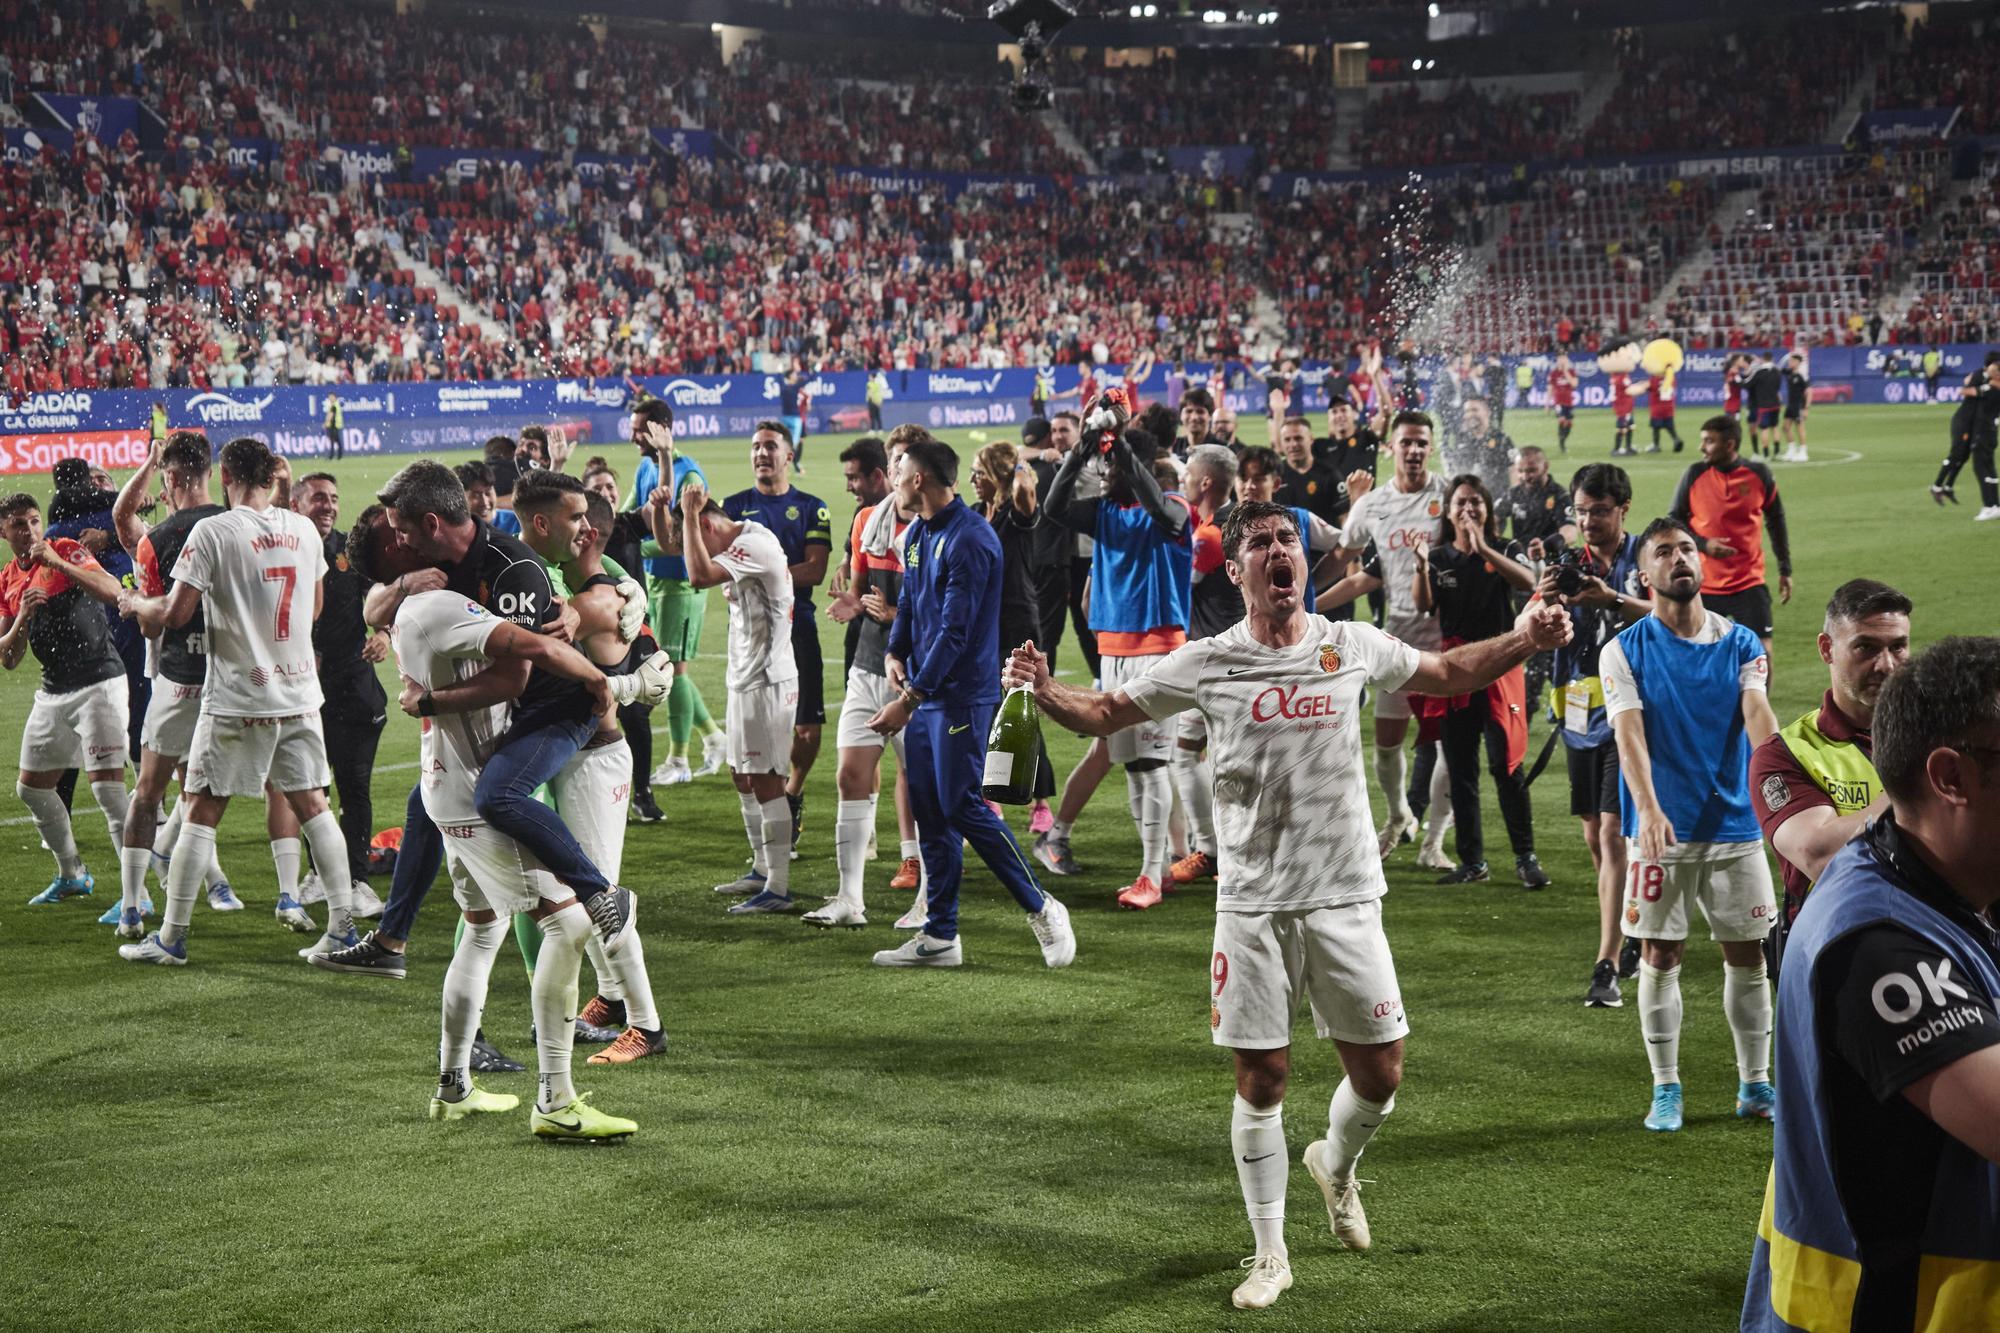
[{"x1": 0, "y1": 404, "x2": 1984, "y2": 1332}]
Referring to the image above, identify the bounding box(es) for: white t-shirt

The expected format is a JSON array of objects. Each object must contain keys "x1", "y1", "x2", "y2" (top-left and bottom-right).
[
  {"x1": 391, "y1": 591, "x2": 504, "y2": 826},
  {"x1": 173, "y1": 504, "x2": 327, "y2": 718},
  {"x1": 1124, "y1": 615, "x2": 1421, "y2": 913},
  {"x1": 1598, "y1": 611, "x2": 1769, "y2": 718},
  {"x1": 1341, "y1": 474, "x2": 1449, "y2": 647},
  {"x1": 713, "y1": 519, "x2": 798, "y2": 692}
]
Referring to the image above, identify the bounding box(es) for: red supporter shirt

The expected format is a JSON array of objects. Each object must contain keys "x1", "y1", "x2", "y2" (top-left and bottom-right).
[
  {"x1": 1667, "y1": 456, "x2": 1791, "y2": 596},
  {"x1": 1549, "y1": 368, "x2": 1578, "y2": 408}
]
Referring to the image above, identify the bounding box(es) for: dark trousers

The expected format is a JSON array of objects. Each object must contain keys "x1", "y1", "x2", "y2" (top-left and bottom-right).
[
  {"x1": 908, "y1": 702, "x2": 1046, "y2": 941},
  {"x1": 326, "y1": 427, "x2": 343, "y2": 460},
  {"x1": 1977, "y1": 434, "x2": 2000, "y2": 508},
  {"x1": 1068, "y1": 557, "x2": 1100, "y2": 680},
  {"x1": 620, "y1": 701, "x2": 654, "y2": 792},
  {"x1": 1033, "y1": 563, "x2": 1069, "y2": 672},
  {"x1": 474, "y1": 715, "x2": 609, "y2": 897},
  {"x1": 378, "y1": 783, "x2": 444, "y2": 943},
  {"x1": 323, "y1": 679, "x2": 387, "y2": 880},
  {"x1": 1441, "y1": 703, "x2": 1535, "y2": 866}
]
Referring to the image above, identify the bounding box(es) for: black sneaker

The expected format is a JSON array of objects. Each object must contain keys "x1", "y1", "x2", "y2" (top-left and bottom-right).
[
  {"x1": 1516, "y1": 854, "x2": 1551, "y2": 891},
  {"x1": 308, "y1": 930, "x2": 408, "y2": 979},
  {"x1": 1618, "y1": 937, "x2": 1641, "y2": 979},
  {"x1": 470, "y1": 1028, "x2": 523, "y2": 1073},
  {"x1": 1437, "y1": 862, "x2": 1491, "y2": 885},
  {"x1": 1586, "y1": 959, "x2": 1623, "y2": 1008},
  {"x1": 584, "y1": 885, "x2": 636, "y2": 949},
  {"x1": 629, "y1": 788, "x2": 665, "y2": 824}
]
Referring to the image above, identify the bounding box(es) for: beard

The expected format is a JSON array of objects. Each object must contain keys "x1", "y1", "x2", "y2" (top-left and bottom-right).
[{"x1": 1655, "y1": 575, "x2": 1699, "y2": 604}]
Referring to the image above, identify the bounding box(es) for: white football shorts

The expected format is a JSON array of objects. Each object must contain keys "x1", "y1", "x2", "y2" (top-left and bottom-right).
[
  {"x1": 1209, "y1": 899, "x2": 1409, "y2": 1050},
  {"x1": 1622, "y1": 839, "x2": 1776, "y2": 943},
  {"x1": 140, "y1": 679, "x2": 203, "y2": 758},
  {"x1": 551, "y1": 736, "x2": 631, "y2": 885},
  {"x1": 1100, "y1": 652, "x2": 1173, "y2": 765},
  {"x1": 183, "y1": 711, "x2": 330, "y2": 798},
  {"x1": 728, "y1": 680, "x2": 798, "y2": 777},
  {"x1": 441, "y1": 820, "x2": 569, "y2": 917},
  {"x1": 835, "y1": 665, "x2": 906, "y2": 765},
  {"x1": 19, "y1": 675, "x2": 129, "y2": 773}
]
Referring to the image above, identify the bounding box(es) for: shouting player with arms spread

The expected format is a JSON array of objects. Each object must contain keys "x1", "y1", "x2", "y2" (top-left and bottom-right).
[{"x1": 1004, "y1": 499, "x2": 1571, "y2": 1310}]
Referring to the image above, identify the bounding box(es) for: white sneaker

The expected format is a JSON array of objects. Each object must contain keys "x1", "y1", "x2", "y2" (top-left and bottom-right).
[
  {"x1": 1027, "y1": 893, "x2": 1075, "y2": 968},
  {"x1": 349, "y1": 879, "x2": 384, "y2": 919},
  {"x1": 802, "y1": 897, "x2": 867, "y2": 929},
  {"x1": 1304, "y1": 1140, "x2": 1372, "y2": 1250},
  {"x1": 1416, "y1": 835, "x2": 1454, "y2": 871},
  {"x1": 1976, "y1": 506, "x2": 2000, "y2": 523},
  {"x1": 297, "y1": 870, "x2": 326, "y2": 905},
  {"x1": 1231, "y1": 1253, "x2": 1294, "y2": 1310},
  {"x1": 871, "y1": 931, "x2": 962, "y2": 968},
  {"x1": 894, "y1": 892, "x2": 928, "y2": 930},
  {"x1": 1376, "y1": 811, "x2": 1416, "y2": 859},
  {"x1": 651, "y1": 758, "x2": 693, "y2": 787},
  {"x1": 297, "y1": 929, "x2": 357, "y2": 962}
]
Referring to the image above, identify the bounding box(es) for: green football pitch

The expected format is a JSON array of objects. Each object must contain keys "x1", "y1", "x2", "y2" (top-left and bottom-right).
[{"x1": 0, "y1": 405, "x2": 1984, "y2": 1332}]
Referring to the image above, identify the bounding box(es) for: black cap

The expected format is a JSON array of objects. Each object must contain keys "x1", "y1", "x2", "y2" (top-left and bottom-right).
[
  {"x1": 53, "y1": 457, "x2": 92, "y2": 495},
  {"x1": 1325, "y1": 393, "x2": 1352, "y2": 409},
  {"x1": 1021, "y1": 416, "x2": 1052, "y2": 446}
]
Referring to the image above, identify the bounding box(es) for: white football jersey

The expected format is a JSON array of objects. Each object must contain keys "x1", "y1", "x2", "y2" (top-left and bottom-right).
[
  {"x1": 1124, "y1": 615, "x2": 1421, "y2": 913},
  {"x1": 172, "y1": 504, "x2": 328, "y2": 717},
  {"x1": 714, "y1": 519, "x2": 798, "y2": 692},
  {"x1": 1341, "y1": 474, "x2": 1449, "y2": 647},
  {"x1": 391, "y1": 590, "x2": 504, "y2": 826}
]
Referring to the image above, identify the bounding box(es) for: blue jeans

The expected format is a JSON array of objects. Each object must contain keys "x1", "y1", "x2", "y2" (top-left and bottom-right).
[
  {"x1": 378, "y1": 783, "x2": 443, "y2": 944},
  {"x1": 906, "y1": 702, "x2": 1045, "y2": 941},
  {"x1": 473, "y1": 715, "x2": 610, "y2": 898}
]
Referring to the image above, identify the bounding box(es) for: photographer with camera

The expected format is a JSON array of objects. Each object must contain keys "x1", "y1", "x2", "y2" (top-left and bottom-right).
[{"x1": 1535, "y1": 464, "x2": 1651, "y2": 1009}]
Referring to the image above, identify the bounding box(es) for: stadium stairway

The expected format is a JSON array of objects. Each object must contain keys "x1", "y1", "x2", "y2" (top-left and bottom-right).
[
  {"x1": 1827, "y1": 52, "x2": 1883, "y2": 143},
  {"x1": 1565, "y1": 57, "x2": 1625, "y2": 148},
  {"x1": 1327, "y1": 87, "x2": 1366, "y2": 171},
  {"x1": 405, "y1": 253, "x2": 515, "y2": 346},
  {"x1": 1642, "y1": 186, "x2": 1755, "y2": 330},
  {"x1": 1041, "y1": 104, "x2": 1099, "y2": 174}
]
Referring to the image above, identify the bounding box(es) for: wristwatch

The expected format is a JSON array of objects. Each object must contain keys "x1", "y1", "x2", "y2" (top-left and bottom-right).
[
  {"x1": 899, "y1": 686, "x2": 925, "y2": 709},
  {"x1": 417, "y1": 689, "x2": 437, "y2": 717}
]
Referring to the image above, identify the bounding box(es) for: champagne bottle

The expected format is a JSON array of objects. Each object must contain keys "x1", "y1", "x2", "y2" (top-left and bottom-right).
[{"x1": 982, "y1": 685, "x2": 1041, "y2": 805}]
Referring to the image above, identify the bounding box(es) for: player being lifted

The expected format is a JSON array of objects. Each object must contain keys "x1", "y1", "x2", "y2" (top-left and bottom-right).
[
  {"x1": 1004, "y1": 500, "x2": 1572, "y2": 1310},
  {"x1": 385, "y1": 580, "x2": 643, "y2": 1139},
  {"x1": 115, "y1": 438, "x2": 356, "y2": 966},
  {"x1": 1, "y1": 491, "x2": 130, "y2": 908}
]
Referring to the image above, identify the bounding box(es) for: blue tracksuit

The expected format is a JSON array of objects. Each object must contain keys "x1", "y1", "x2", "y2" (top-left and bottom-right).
[{"x1": 889, "y1": 497, "x2": 1046, "y2": 939}]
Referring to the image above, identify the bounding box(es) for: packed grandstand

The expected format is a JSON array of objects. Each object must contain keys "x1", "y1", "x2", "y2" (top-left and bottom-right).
[{"x1": 1, "y1": 0, "x2": 1995, "y2": 409}]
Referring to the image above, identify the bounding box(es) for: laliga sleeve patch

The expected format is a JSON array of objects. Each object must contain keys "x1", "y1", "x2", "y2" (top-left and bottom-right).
[{"x1": 1761, "y1": 773, "x2": 1792, "y2": 813}]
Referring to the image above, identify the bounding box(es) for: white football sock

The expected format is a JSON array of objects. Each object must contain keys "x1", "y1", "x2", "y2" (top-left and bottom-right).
[
  {"x1": 835, "y1": 797, "x2": 875, "y2": 910},
  {"x1": 90, "y1": 779, "x2": 127, "y2": 850},
  {"x1": 18, "y1": 782, "x2": 83, "y2": 878},
  {"x1": 1050, "y1": 819, "x2": 1074, "y2": 844},
  {"x1": 1171, "y1": 744, "x2": 1215, "y2": 856},
  {"x1": 271, "y1": 836, "x2": 302, "y2": 901},
  {"x1": 119, "y1": 845, "x2": 152, "y2": 913},
  {"x1": 1325, "y1": 1079, "x2": 1395, "y2": 1181},
  {"x1": 1638, "y1": 961, "x2": 1683, "y2": 1086},
  {"x1": 301, "y1": 811, "x2": 355, "y2": 937},
  {"x1": 899, "y1": 837, "x2": 920, "y2": 861},
  {"x1": 1724, "y1": 962, "x2": 1773, "y2": 1085},
  {"x1": 606, "y1": 929, "x2": 661, "y2": 1032},
  {"x1": 154, "y1": 798, "x2": 183, "y2": 860},
  {"x1": 1374, "y1": 745, "x2": 1411, "y2": 823},
  {"x1": 738, "y1": 789, "x2": 767, "y2": 876},
  {"x1": 439, "y1": 916, "x2": 507, "y2": 1099},
  {"x1": 760, "y1": 799, "x2": 792, "y2": 897},
  {"x1": 583, "y1": 934, "x2": 625, "y2": 1003},
  {"x1": 160, "y1": 821, "x2": 214, "y2": 948},
  {"x1": 533, "y1": 904, "x2": 590, "y2": 1112},
  {"x1": 1128, "y1": 766, "x2": 1171, "y2": 884},
  {"x1": 1232, "y1": 1095, "x2": 1288, "y2": 1259}
]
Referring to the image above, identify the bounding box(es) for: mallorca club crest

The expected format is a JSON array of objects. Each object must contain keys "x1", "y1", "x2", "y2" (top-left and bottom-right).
[
  {"x1": 1318, "y1": 644, "x2": 1342, "y2": 674},
  {"x1": 1426, "y1": 499, "x2": 1442, "y2": 518}
]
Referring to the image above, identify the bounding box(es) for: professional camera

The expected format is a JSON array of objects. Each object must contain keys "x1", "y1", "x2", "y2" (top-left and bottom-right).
[
  {"x1": 1545, "y1": 535, "x2": 1591, "y2": 600},
  {"x1": 990, "y1": 0, "x2": 1074, "y2": 114}
]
